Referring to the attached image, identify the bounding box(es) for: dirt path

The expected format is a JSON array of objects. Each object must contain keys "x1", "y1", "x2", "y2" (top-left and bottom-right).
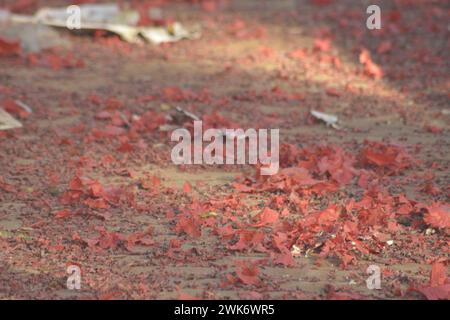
[{"x1": 0, "y1": 0, "x2": 448, "y2": 299}]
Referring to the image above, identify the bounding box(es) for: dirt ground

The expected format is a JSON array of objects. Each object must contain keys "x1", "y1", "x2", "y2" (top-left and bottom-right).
[{"x1": 0, "y1": 0, "x2": 449, "y2": 299}]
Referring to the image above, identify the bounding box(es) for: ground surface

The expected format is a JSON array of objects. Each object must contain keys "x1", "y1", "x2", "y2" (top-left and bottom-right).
[{"x1": 0, "y1": 0, "x2": 449, "y2": 299}]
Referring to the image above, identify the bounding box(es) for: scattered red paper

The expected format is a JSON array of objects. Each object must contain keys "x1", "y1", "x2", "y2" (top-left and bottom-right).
[
  {"x1": 235, "y1": 260, "x2": 260, "y2": 286},
  {"x1": 253, "y1": 207, "x2": 279, "y2": 227},
  {"x1": 0, "y1": 37, "x2": 21, "y2": 57},
  {"x1": 424, "y1": 204, "x2": 450, "y2": 230}
]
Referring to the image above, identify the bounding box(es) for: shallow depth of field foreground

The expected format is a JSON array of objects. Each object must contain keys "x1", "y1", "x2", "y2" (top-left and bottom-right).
[{"x1": 0, "y1": 0, "x2": 448, "y2": 300}]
